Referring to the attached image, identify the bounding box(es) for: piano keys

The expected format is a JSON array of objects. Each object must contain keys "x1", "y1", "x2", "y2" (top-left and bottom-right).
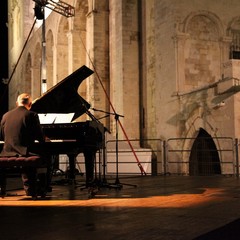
[{"x1": 30, "y1": 121, "x2": 105, "y2": 184}]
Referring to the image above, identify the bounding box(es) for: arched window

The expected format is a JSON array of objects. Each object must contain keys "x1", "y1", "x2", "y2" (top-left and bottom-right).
[{"x1": 228, "y1": 18, "x2": 240, "y2": 59}]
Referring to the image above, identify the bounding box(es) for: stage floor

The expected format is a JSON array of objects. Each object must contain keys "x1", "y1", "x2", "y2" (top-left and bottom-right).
[{"x1": 1, "y1": 174, "x2": 240, "y2": 240}]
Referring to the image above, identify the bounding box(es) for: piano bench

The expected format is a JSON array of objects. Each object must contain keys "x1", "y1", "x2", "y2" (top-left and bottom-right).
[
  {"x1": 0, "y1": 156, "x2": 47, "y2": 198},
  {"x1": 0, "y1": 155, "x2": 43, "y2": 168}
]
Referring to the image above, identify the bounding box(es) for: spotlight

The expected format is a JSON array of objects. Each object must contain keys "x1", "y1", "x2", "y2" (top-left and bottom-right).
[{"x1": 34, "y1": 3, "x2": 44, "y2": 20}]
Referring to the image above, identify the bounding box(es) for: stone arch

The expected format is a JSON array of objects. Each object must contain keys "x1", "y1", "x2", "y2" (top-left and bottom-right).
[
  {"x1": 182, "y1": 10, "x2": 224, "y2": 36},
  {"x1": 185, "y1": 113, "x2": 216, "y2": 140},
  {"x1": 179, "y1": 105, "x2": 230, "y2": 174},
  {"x1": 227, "y1": 16, "x2": 240, "y2": 36},
  {"x1": 56, "y1": 16, "x2": 69, "y2": 81},
  {"x1": 227, "y1": 16, "x2": 240, "y2": 59},
  {"x1": 46, "y1": 29, "x2": 54, "y2": 89},
  {"x1": 180, "y1": 111, "x2": 219, "y2": 172},
  {"x1": 189, "y1": 128, "x2": 221, "y2": 176},
  {"x1": 182, "y1": 11, "x2": 223, "y2": 91}
]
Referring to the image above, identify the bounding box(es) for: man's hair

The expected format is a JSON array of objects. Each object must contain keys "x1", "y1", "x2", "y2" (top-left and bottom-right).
[{"x1": 17, "y1": 93, "x2": 32, "y2": 106}]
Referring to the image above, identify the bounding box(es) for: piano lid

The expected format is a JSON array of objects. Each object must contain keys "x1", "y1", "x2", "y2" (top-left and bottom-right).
[{"x1": 31, "y1": 65, "x2": 94, "y2": 121}]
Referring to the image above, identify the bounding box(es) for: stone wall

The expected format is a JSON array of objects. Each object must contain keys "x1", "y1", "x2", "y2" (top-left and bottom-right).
[{"x1": 7, "y1": 0, "x2": 240, "y2": 175}]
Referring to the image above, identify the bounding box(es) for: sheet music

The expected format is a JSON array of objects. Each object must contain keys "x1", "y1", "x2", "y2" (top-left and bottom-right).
[
  {"x1": 38, "y1": 113, "x2": 74, "y2": 124},
  {"x1": 38, "y1": 114, "x2": 56, "y2": 124},
  {"x1": 54, "y1": 113, "x2": 74, "y2": 123}
]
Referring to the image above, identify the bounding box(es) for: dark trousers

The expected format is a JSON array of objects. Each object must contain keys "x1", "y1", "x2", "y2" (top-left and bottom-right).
[
  {"x1": 0, "y1": 167, "x2": 38, "y2": 196},
  {"x1": 21, "y1": 167, "x2": 38, "y2": 196},
  {"x1": 0, "y1": 168, "x2": 6, "y2": 194},
  {"x1": 0, "y1": 167, "x2": 47, "y2": 197},
  {"x1": 22, "y1": 167, "x2": 48, "y2": 196}
]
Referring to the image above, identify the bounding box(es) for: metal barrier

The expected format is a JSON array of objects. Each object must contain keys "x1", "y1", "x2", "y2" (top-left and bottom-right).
[
  {"x1": 58, "y1": 136, "x2": 239, "y2": 177},
  {"x1": 235, "y1": 139, "x2": 239, "y2": 177},
  {"x1": 105, "y1": 139, "x2": 163, "y2": 175},
  {"x1": 165, "y1": 137, "x2": 235, "y2": 176}
]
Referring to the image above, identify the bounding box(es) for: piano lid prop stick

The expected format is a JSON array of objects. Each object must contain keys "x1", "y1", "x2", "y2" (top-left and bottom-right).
[
  {"x1": 92, "y1": 107, "x2": 146, "y2": 175},
  {"x1": 117, "y1": 119, "x2": 147, "y2": 175},
  {"x1": 79, "y1": 37, "x2": 146, "y2": 176}
]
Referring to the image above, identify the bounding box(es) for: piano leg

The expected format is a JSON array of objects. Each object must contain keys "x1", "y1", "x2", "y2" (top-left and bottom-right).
[
  {"x1": 84, "y1": 150, "x2": 95, "y2": 187},
  {"x1": 67, "y1": 154, "x2": 77, "y2": 183},
  {"x1": 67, "y1": 151, "x2": 95, "y2": 187}
]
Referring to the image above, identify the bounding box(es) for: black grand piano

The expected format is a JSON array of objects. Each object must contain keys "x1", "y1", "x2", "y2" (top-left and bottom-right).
[{"x1": 29, "y1": 65, "x2": 105, "y2": 185}]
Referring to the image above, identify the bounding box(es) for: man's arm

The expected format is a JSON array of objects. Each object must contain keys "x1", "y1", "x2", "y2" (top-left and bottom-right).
[
  {"x1": 0, "y1": 117, "x2": 5, "y2": 141},
  {"x1": 32, "y1": 112, "x2": 45, "y2": 143}
]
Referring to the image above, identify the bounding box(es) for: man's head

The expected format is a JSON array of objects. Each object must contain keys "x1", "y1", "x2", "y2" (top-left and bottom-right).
[{"x1": 16, "y1": 93, "x2": 32, "y2": 110}]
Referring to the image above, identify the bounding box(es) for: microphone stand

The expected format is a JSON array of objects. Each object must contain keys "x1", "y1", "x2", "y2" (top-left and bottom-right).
[
  {"x1": 92, "y1": 107, "x2": 137, "y2": 189},
  {"x1": 78, "y1": 103, "x2": 104, "y2": 191},
  {"x1": 90, "y1": 107, "x2": 114, "y2": 188},
  {"x1": 112, "y1": 113, "x2": 124, "y2": 189}
]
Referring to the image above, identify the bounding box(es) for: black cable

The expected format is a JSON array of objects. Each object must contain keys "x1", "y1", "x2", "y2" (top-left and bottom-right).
[{"x1": 0, "y1": 18, "x2": 37, "y2": 110}]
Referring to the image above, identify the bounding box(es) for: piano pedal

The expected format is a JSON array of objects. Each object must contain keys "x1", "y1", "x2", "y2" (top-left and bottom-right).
[
  {"x1": 52, "y1": 169, "x2": 65, "y2": 176},
  {"x1": 88, "y1": 186, "x2": 99, "y2": 198},
  {"x1": 65, "y1": 168, "x2": 83, "y2": 178}
]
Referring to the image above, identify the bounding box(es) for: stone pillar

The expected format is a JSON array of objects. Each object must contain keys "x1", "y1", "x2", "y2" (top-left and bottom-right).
[
  {"x1": 173, "y1": 32, "x2": 189, "y2": 94},
  {"x1": 67, "y1": 29, "x2": 73, "y2": 74},
  {"x1": 86, "y1": 0, "x2": 110, "y2": 125},
  {"x1": 109, "y1": 0, "x2": 140, "y2": 139},
  {"x1": 52, "y1": 45, "x2": 57, "y2": 85}
]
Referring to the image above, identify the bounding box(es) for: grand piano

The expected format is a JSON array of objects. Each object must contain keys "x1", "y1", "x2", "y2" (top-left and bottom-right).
[{"x1": 29, "y1": 65, "x2": 105, "y2": 185}]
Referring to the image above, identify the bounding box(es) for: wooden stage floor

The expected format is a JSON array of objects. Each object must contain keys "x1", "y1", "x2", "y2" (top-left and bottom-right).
[{"x1": 1, "y1": 174, "x2": 240, "y2": 240}]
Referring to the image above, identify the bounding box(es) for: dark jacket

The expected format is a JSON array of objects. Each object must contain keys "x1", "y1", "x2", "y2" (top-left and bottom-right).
[{"x1": 0, "y1": 106, "x2": 45, "y2": 156}]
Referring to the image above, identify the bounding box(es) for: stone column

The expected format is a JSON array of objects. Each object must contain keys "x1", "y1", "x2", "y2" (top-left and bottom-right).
[
  {"x1": 173, "y1": 32, "x2": 189, "y2": 94},
  {"x1": 67, "y1": 29, "x2": 73, "y2": 74},
  {"x1": 51, "y1": 45, "x2": 56, "y2": 86},
  {"x1": 109, "y1": 0, "x2": 140, "y2": 139},
  {"x1": 86, "y1": 0, "x2": 110, "y2": 125}
]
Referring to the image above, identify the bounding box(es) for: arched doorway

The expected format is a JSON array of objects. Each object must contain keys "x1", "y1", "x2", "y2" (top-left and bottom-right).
[{"x1": 189, "y1": 128, "x2": 221, "y2": 176}]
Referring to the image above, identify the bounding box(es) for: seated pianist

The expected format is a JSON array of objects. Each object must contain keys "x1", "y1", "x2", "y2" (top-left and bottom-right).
[
  {"x1": 0, "y1": 93, "x2": 50, "y2": 198},
  {"x1": 0, "y1": 66, "x2": 104, "y2": 198}
]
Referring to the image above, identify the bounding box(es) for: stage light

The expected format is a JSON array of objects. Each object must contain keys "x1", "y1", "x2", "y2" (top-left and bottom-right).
[
  {"x1": 33, "y1": 0, "x2": 75, "y2": 18},
  {"x1": 34, "y1": 3, "x2": 44, "y2": 20}
]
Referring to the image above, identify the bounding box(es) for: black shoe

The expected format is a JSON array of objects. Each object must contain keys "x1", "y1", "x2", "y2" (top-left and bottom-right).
[
  {"x1": 31, "y1": 195, "x2": 38, "y2": 200},
  {"x1": 37, "y1": 190, "x2": 47, "y2": 198},
  {"x1": 25, "y1": 188, "x2": 37, "y2": 198},
  {"x1": 36, "y1": 185, "x2": 47, "y2": 198}
]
